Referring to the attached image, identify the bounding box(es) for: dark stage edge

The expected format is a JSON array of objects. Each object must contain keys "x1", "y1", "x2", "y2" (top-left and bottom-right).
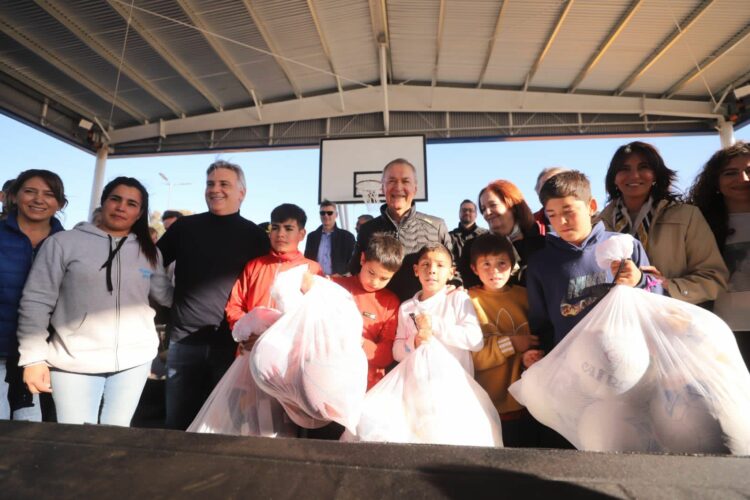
[{"x1": 0, "y1": 421, "x2": 748, "y2": 499}]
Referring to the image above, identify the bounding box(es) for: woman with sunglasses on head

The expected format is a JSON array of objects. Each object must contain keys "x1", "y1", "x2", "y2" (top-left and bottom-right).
[
  {"x1": 688, "y1": 141, "x2": 750, "y2": 367},
  {"x1": 0, "y1": 170, "x2": 66, "y2": 421},
  {"x1": 598, "y1": 141, "x2": 728, "y2": 305},
  {"x1": 17, "y1": 177, "x2": 172, "y2": 426}
]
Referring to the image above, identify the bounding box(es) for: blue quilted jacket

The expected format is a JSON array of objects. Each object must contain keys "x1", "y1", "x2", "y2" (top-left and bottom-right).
[{"x1": 0, "y1": 212, "x2": 64, "y2": 357}]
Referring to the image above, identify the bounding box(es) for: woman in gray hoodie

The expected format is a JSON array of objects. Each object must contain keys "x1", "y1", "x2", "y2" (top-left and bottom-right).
[{"x1": 17, "y1": 177, "x2": 172, "y2": 426}]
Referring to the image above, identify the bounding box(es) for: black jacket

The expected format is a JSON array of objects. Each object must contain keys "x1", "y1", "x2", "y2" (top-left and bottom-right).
[
  {"x1": 350, "y1": 204, "x2": 455, "y2": 302},
  {"x1": 304, "y1": 224, "x2": 355, "y2": 276},
  {"x1": 450, "y1": 223, "x2": 488, "y2": 289}
]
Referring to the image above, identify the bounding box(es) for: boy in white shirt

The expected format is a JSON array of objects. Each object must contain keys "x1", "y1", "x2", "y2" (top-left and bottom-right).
[{"x1": 393, "y1": 244, "x2": 483, "y2": 374}]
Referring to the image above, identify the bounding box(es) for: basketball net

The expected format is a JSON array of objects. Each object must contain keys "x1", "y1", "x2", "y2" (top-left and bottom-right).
[{"x1": 356, "y1": 180, "x2": 383, "y2": 213}]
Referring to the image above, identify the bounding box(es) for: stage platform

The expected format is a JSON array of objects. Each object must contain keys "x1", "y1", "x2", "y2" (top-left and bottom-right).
[{"x1": 0, "y1": 420, "x2": 747, "y2": 499}]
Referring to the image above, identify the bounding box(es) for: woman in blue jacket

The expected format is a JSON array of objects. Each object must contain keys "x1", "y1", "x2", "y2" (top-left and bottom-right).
[{"x1": 0, "y1": 169, "x2": 66, "y2": 421}]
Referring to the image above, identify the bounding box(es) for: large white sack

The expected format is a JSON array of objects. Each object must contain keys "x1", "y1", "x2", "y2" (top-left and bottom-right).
[
  {"x1": 342, "y1": 340, "x2": 503, "y2": 447},
  {"x1": 250, "y1": 274, "x2": 367, "y2": 432},
  {"x1": 187, "y1": 354, "x2": 297, "y2": 437},
  {"x1": 509, "y1": 285, "x2": 750, "y2": 454},
  {"x1": 232, "y1": 306, "x2": 283, "y2": 343}
]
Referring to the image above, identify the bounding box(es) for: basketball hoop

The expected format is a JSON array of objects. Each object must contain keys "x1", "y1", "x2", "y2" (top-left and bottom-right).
[{"x1": 355, "y1": 179, "x2": 383, "y2": 213}]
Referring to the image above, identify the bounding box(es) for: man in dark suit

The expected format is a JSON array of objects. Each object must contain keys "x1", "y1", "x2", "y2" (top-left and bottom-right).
[{"x1": 304, "y1": 200, "x2": 355, "y2": 276}]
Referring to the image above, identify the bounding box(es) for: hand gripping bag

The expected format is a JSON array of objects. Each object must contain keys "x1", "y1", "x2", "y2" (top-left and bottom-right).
[
  {"x1": 187, "y1": 307, "x2": 295, "y2": 437},
  {"x1": 341, "y1": 340, "x2": 503, "y2": 447},
  {"x1": 509, "y1": 234, "x2": 750, "y2": 454},
  {"x1": 250, "y1": 272, "x2": 367, "y2": 433}
]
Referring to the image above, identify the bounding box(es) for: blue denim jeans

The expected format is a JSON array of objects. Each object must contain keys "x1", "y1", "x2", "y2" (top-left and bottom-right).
[
  {"x1": 0, "y1": 359, "x2": 41, "y2": 421},
  {"x1": 50, "y1": 362, "x2": 150, "y2": 426},
  {"x1": 165, "y1": 341, "x2": 236, "y2": 430}
]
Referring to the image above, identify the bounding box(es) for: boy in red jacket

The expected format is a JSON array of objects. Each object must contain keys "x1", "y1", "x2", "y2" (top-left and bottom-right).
[
  {"x1": 332, "y1": 232, "x2": 404, "y2": 391},
  {"x1": 225, "y1": 203, "x2": 322, "y2": 352}
]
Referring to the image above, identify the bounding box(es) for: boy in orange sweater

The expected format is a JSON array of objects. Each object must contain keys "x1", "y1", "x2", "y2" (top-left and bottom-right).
[
  {"x1": 468, "y1": 233, "x2": 543, "y2": 447},
  {"x1": 225, "y1": 203, "x2": 322, "y2": 353}
]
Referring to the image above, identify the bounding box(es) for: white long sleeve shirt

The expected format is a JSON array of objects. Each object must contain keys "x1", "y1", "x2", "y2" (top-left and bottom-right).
[{"x1": 393, "y1": 288, "x2": 483, "y2": 374}]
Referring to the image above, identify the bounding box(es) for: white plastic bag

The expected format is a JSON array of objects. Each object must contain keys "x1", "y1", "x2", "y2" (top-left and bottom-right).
[
  {"x1": 342, "y1": 340, "x2": 503, "y2": 447},
  {"x1": 187, "y1": 353, "x2": 297, "y2": 437},
  {"x1": 509, "y1": 285, "x2": 750, "y2": 454},
  {"x1": 250, "y1": 274, "x2": 367, "y2": 432},
  {"x1": 232, "y1": 306, "x2": 283, "y2": 343}
]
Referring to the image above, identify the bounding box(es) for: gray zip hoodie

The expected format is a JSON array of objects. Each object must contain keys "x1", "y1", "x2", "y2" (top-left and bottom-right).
[{"x1": 17, "y1": 222, "x2": 173, "y2": 373}]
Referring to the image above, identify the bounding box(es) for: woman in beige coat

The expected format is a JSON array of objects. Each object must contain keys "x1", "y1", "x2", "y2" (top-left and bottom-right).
[{"x1": 597, "y1": 141, "x2": 728, "y2": 305}]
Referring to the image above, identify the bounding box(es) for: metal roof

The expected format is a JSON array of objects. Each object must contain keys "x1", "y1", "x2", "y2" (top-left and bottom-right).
[{"x1": 1, "y1": 0, "x2": 748, "y2": 156}]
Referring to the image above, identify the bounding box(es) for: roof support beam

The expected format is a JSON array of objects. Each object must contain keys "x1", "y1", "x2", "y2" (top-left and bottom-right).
[
  {"x1": 176, "y1": 0, "x2": 263, "y2": 113},
  {"x1": 368, "y1": 0, "x2": 391, "y2": 81},
  {"x1": 241, "y1": 0, "x2": 302, "y2": 99},
  {"x1": 477, "y1": 0, "x2": 509, "y2": 89},
  {"x1": 714, "y1": 69, "x2": 750, "y2": 113},
  {"x1": 663, "y1": 24, "x2": 750, "y2": 99},
  {"x1": 106, "y1": 0, "x2": 223, "y2": 112},
  {"x1": 431, "y1": 0, "x2": 446, "y2": 88},
  {"x1": 306, "y1": 0, "x2": 344, "y2": 111},
  {"x1": 36, "y1": 0, "x2": 185, "y2": 118},
  {"x1": 380, "y1": 42, "x2": 389, "y2": 134},
  {"x1": 568, "y1": 0, "x2": 643, "y2": 93},
  {"x1": 109, "y1": 85, "x2": 723, "y2": 145},
  {"x1": 0, "y1": 18, "x2": 148, "y2": 123},
  {"x1": 616, "y1": 0, "x2": 714, "y2": 95},
  {"x1": 523, "y1": 0, "x2": 575, "y2": 92},
  {"x1": 0, "y1": 58, "x2": 98, "y2": 123}
]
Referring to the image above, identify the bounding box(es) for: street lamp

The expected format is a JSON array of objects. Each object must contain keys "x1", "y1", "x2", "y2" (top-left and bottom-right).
[{"x1": 159, "y1": 172, "x2": 191, "y2": 209}]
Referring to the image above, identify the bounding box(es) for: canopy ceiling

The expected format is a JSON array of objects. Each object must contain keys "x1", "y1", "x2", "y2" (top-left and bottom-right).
[{"x1": 1, "y1": 0, "x2": 749, "y2": 156}]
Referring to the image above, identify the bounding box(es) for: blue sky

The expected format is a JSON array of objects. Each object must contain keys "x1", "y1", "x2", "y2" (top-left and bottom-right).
[{"x1": 1, "y1": 112, "x2": 748, "y2": 234}]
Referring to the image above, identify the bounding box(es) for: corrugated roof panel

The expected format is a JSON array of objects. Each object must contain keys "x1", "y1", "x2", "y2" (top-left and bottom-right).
[
  {"x1": 482, "y1": 0, "x2": 567, "y2": 87},
  {"x1": 133, "y1": 0, "x2": 251, "y2": 108},
  {"x1": 629, "y1": 1, "x2": 750, "y2": 95},
  {"x1": 533, "y1": 0, "x2": 631, "y2": 89},
  {"x1": 184, "y1": 0, "x2": 297, "y2": 102},
  {"x1": 49, "y1": 0, "x2": 215, "y2": 116},
  {"x1": 0, "y1": 33, "x2": 136, "y2": 127},
  {"x1": 389, "y1": 0, "x2": 441, "y2": 82},
  {"x1": 314, "y1": 0, "x2": 379, "y2": 88},
  {"x1": 678, "y1": 37, "x2": 750, "y2": 97},
  {"x1": 438, "y1": 0, "x2": 504, "y2": 84},
  {"x1": 0, "y1": 3, "x2": 177, "y2": 122},
  {"x1": 249, "y1": 0, "x2": 338, "y2": 95},
  {"x1": 575, "y1": 0, "x2": 699, "y2": 92}
]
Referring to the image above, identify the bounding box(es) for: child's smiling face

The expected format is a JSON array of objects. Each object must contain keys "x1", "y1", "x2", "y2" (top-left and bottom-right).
[{"x1": 413, "y1": 249, "x2": 453, "y2": 299}]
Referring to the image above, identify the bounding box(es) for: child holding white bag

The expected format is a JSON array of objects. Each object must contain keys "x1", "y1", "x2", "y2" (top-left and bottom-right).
[
  {"x1": 393, "y1": 243, "x2": 483, "y2": 373},
  {"x1": 345, "y1": 243, "x2": 501, "y2": 446}
]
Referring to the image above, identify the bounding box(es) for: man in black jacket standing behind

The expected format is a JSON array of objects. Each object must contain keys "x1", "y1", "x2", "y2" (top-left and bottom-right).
[
  {"x1": 350, "y1": 158, "x2": 454, "y2": 302},
  {"x1": 304, "y1": 200, "x2": 355, "y2": 276},
  {"x1": 158, "y1": 160, "x2": 269, "y2": 430}
]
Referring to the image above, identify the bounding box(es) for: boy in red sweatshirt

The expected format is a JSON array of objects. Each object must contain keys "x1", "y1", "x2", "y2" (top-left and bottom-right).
[
  {"x1": 332, "y1": 232, "x2": 404, "y2": 391},
  {"x1": 225, "y1": 203, "x2": 322, "y2": 352}
]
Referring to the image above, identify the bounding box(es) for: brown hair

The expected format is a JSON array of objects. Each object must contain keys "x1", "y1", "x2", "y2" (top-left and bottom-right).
[
  {"x1": 470, "y1": 233, "x2": 516, "y2": 267},
  {"x1": 605, "y1": 141, "x2": 680, "y2": 203},
  {"x1": 687, "y1": 141, "x2": 750, "y2": 252},
  {"x1": 363, "y1": 232, "x2": 404, "y2": 272},
  {"x1": 539, "y1": 170, "x2": 592, "y2": 207}
]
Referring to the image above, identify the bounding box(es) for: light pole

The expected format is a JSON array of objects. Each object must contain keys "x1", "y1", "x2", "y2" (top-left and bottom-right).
[{"x1": 159, "y1": 172, "x2": 191, "y2": 209}]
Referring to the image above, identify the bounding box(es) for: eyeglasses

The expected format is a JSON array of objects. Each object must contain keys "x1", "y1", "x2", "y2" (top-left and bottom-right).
[{"x1": 319, "y1": 210, "x2": 335, "y2": 216}]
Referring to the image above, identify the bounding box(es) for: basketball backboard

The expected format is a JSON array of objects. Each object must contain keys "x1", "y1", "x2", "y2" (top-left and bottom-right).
[{"x1": 318, "y1": 135, "x2": 427, "y2": 206}]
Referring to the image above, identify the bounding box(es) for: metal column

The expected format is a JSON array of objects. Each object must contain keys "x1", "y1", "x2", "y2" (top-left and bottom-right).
[
  {"x1": 719, "y1": 117, "x2": 736, "y2": 148},
  {"x1": 88, "y1": 145, "x2": 108, "y2": 218}
]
